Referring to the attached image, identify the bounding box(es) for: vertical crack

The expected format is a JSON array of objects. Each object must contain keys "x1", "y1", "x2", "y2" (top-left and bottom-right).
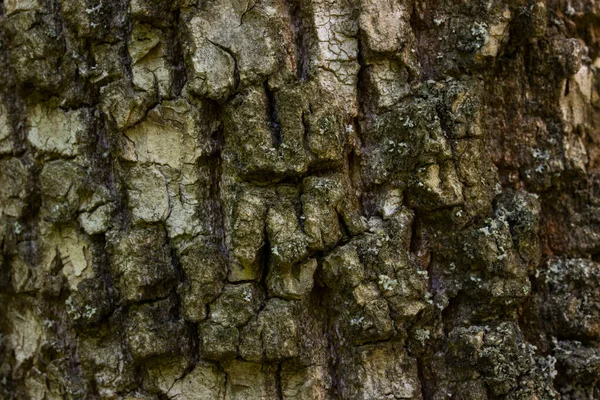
[
  {"x1": 264, "y1": 82, "x2": 282, "y2": 148},
  {"x1": 171, "y1": 7, "x2": 188, "y2": 97},
  {"x1": 275, "y1": 362, "x2": 283, "y2": 400},
  {"x1": 209, "y1": 123, "x2": 227, "y2": 258},
  {"x1": 285, "y1": 0, "x2": 311, "y2": 81}
]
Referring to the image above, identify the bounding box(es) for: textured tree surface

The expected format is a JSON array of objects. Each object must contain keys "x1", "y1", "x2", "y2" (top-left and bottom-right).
[{"x1": 1, "y1": 0, "x2": 600, "y2": 398}]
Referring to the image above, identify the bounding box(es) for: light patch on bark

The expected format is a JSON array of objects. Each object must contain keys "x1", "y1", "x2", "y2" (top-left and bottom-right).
[
  {"x1": 5, "y1": 0, "x2": 42, "y2": 15},
  {"x1": 27, "y1": 105, "x2": 86, "y2": 157},
  {"x1": 42, "y1": 227, "x2": 94, "y2": 291},
  {"x1": 560, "y1": 65, "x2": 595, "y2": 130},
  {"x1": 7, "y1": 307, "x2": 43, "y2": 367},
  {"x1": 167, "y1": 364, "x2": 225, "y2": 400},
  {"x1": 0, "y1": 104, "x2": 13, "y2": 154}
]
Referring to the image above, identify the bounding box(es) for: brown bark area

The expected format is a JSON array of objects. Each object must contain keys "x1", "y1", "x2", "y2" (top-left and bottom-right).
[{"x1": 1, "y1": 0, "x2": 600, "y2": 399}]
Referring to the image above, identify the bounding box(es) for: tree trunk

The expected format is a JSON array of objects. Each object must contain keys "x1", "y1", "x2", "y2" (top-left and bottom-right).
[{"x1": 1, "y1": 0, "x2": 600, "y2": 398}]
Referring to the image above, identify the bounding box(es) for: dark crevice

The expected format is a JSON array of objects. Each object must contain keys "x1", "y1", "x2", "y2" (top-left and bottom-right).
[
  {"x1": 102, "y1": 111, "x2": 132, "y2": 232},
  {"x1": 409, "y1": 4, "x2": 431, "y2": 81},
  {"x1": 441, "y1": 291, "x2": 463, "y2": 335},
  {"x1": 346, "y1": 118, "x2": 363, "y2": 195},
  {"x1": 308, "y1": 279, "x2": 341, "y2": 400},
  {"x1": 409, "y1": 211, "x2": 421, "y2": 255},
  {"x1": 186, "y1": 320, "x2": 201, "y2": 365},
  {"x1": 417, "y1": 356, "x2": 433, "y2": 400},
  {"x1": 121, "y1": 16, "x2": 135, "y2": 82},
  {"x1": 285, "y1": 0, "x2": 310, "y2": 81},
  {"x1": 264, "y1": 81, "x2": 282, "y2": 148},
  {"x1": 258, "y1": 223, "x2": 272, "y2": 292},
  {"x1": 87, "y1": 232, "x2": 118, "y2": 320},
  {"x1": 165, "y1": 229, "x2": 185, "y2": 295},
  {"x1": 355, "y1": 35, "x2": 367, "y2": 104},
  {"x1": 353, "y1": 35, "x2": 370, "y2": 220},
  {"x1": 0, "y1": 244, "x2": 11, "y2": 292},
  {"x1": 124, "y1": 293, "x2": 173, "y2": 309},
  {"x1": 240, "y1": 171, "x2": 302, "y2": 186},
  {"x1": 17, "y1": 159, "x2": 42, "y2": 269},
  {"x1": 336, "y1": 211, "x2": 352, "y2": 242},
  {"x1": 275, "y1": 362, "x2": 284, "y2": 400},
  {"x1": 170, "y1": 7, "x2": 187, "y2": 98},
  {"x1": 196, "y1": 112, "x2": 228, "y2": 264},
  {"x1": 435, "y1": 102, "x2": 455, "y2": 140},
  {"x1": 306, "y1": 160, "x2": 345, "y2": 176}
]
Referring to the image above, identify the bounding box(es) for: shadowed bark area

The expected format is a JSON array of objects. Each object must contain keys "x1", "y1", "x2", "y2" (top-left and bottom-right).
[{"x1": 1, "y1": 0, "x2": 600, "y2": 399}]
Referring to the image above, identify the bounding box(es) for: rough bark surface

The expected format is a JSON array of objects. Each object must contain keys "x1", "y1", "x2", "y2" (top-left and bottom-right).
[{"x1": 1, "y1": 0, "x2": 600, "y2": 399}]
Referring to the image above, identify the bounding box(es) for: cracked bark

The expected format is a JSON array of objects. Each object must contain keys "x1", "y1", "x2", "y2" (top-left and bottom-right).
[{"x1": 1, "y1": 0, "x2": 600, "y2": 399}]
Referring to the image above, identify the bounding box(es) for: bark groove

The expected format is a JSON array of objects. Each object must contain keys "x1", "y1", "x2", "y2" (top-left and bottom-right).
[{"x1": 1, "y1": 0, "x2": 600, "y2": 399}]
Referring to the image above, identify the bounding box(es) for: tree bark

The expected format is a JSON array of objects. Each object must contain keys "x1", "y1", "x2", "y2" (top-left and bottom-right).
[{"x1": 1, "y1": 0, "x2": 600, "y2": 398}]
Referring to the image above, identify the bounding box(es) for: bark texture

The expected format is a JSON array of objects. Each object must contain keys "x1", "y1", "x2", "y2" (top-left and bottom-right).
[{"x1": 1, "y1": 0, "x2": 600, "y2": 399}]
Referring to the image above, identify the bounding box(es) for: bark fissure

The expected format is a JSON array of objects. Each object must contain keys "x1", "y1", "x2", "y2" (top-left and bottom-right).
[{"x1": 1, "y1": 1, "x2": 600, "y2": 399}]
